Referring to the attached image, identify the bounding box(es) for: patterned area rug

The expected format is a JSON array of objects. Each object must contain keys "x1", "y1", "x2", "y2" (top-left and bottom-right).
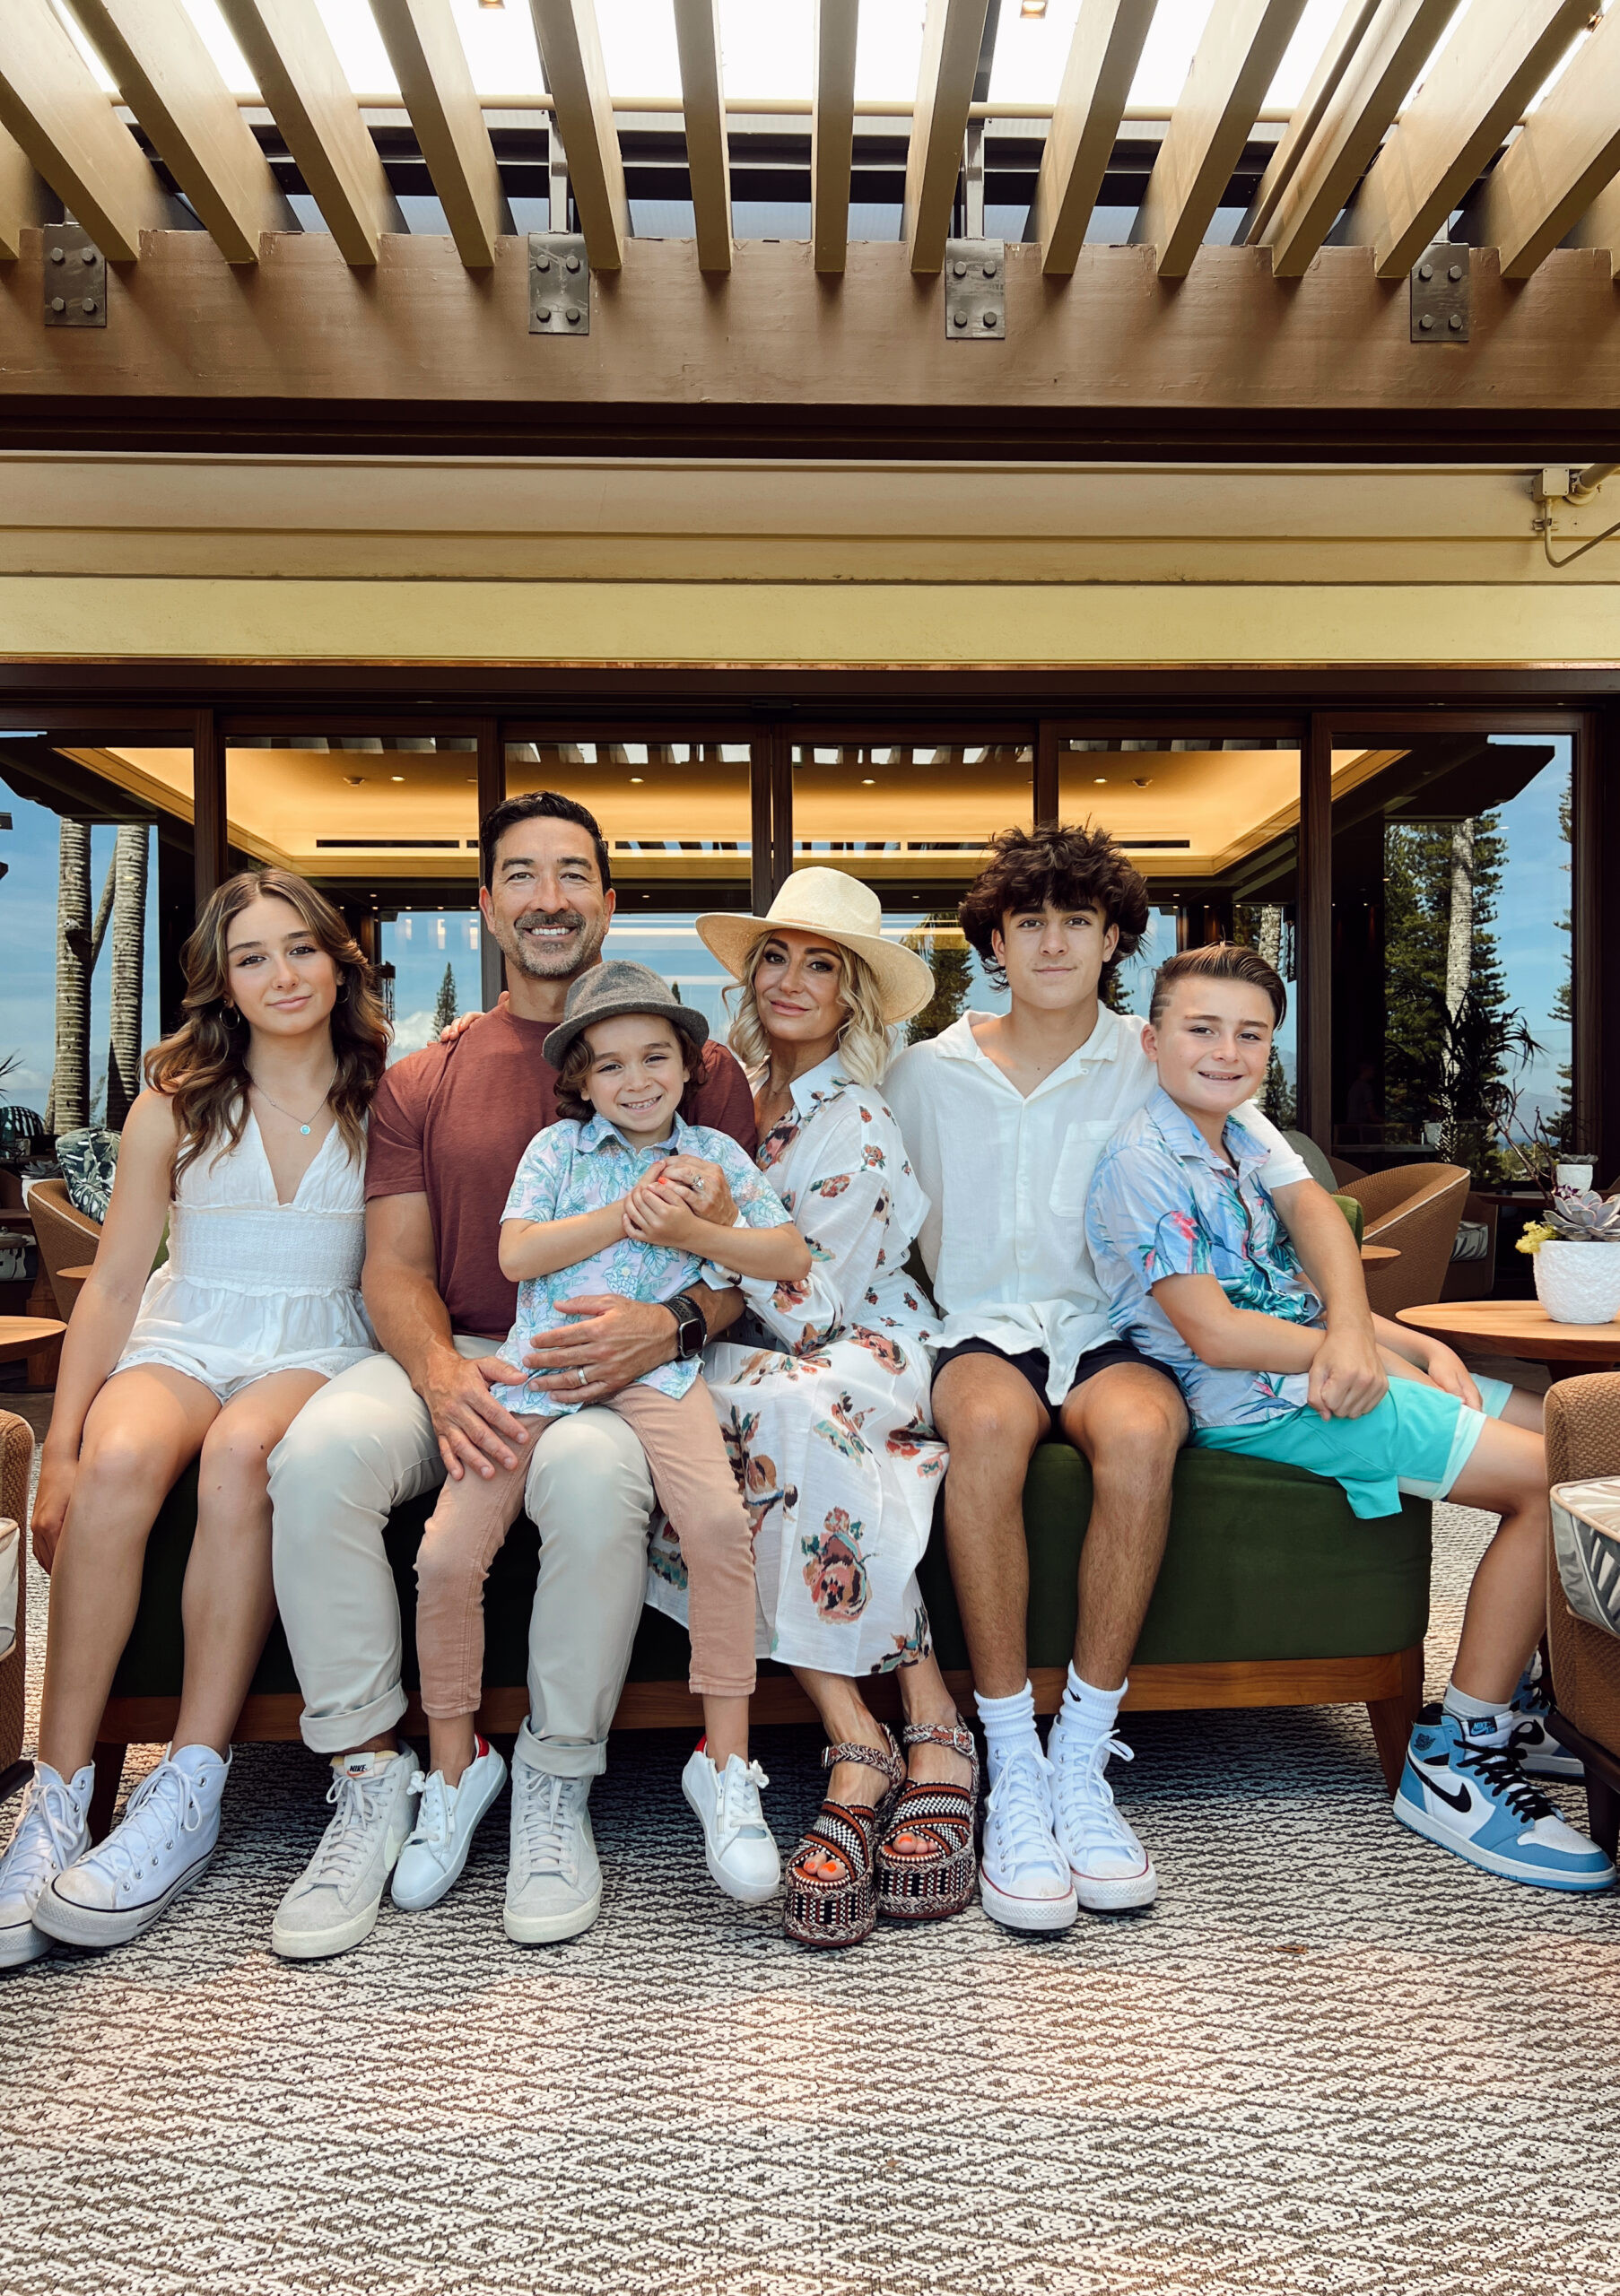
[{"x1": 5, "y1": 1507, "x2": 1620, "y2": 2296}]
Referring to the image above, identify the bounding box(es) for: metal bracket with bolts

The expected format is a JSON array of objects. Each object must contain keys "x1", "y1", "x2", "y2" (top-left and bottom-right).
[
  {"x1": 43, "y1": 222, "x2": 106, "y2": 328},
  {"x1": 529, "y1": 232, "x2": 589, "y2": 336},
  {"x1": 945, "y1": 239, "x2": 1005, "y2": 340},
  {"x1": 1410, "y1": 245, "x2": 1468, "y2": 343}
]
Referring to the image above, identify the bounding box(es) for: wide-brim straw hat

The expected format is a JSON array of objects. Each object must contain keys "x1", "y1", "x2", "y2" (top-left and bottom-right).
[
  {"x1": 695, "y1": 867, "x2": 936, "y2": 1026},
  {"x1": 542, "y1": 958, "x2": 710, "y2": 1070}
]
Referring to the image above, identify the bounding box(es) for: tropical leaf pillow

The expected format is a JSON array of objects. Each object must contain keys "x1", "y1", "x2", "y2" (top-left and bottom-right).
[{"x1": 55, "y1": 1126, "x2": 119, "y2": 1225}]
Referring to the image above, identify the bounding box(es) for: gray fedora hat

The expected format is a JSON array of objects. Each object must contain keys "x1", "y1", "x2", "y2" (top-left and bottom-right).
[{"x1": 542, "y1": 959, "x2": 710, "y2": 1071}]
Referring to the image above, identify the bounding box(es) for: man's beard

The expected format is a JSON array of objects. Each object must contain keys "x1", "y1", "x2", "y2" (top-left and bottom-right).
[{"x1": 499, "y1": 906, "x2": 608, "y2": 980}]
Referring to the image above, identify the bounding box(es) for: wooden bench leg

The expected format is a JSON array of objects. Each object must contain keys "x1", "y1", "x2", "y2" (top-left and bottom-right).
[
  {"x1": 1586, "y1": 1772, "x2": 1620, "y2": 1862},
  {"x1": 1365, "y1": 1645, "x2": 1424, "y2": 1797},
  {"x1": 88, "y1": 1741, "x2": 126, "y2": 1843}
]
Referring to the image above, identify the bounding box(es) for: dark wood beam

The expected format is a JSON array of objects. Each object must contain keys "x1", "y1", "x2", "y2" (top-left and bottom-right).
[
  {"x1": 476, "y1": 717, "x2": 503, "y2": 1006},
  {"x1": 1296, "y1": 714, "x2": 1332, "y2": 1149},
  {"x1": 192, "y1": 709, "x2": 228, "y2": 909},
  {"x1": 2, "y1": 234, "x2": 1619, "y2": 461}
]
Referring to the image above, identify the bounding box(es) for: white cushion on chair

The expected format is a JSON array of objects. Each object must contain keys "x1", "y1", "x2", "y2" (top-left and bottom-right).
[{"x1": 1552, "y1": 1479, "x2": 1620, "y2": 1639}]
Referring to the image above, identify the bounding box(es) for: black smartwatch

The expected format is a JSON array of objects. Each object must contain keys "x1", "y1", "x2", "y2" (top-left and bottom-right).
[{"x1": 666, "y1": 1292, "x2": 707, "y2": 1362}]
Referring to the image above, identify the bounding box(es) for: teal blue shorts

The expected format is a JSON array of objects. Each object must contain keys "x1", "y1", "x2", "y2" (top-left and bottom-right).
[{"x1": 1194, "y1": 1374, "x2": 1516, "y2": 1520}]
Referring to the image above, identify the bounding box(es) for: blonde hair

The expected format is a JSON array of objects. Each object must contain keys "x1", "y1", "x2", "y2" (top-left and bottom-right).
[{"x1": 727, "y1": 930, "x2": 893, "y2": 1088}]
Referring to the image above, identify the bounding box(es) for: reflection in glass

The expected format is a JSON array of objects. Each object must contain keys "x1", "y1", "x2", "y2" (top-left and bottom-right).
[{"x1": 506, "y1": 740, "x2": 752, "y2": 895}]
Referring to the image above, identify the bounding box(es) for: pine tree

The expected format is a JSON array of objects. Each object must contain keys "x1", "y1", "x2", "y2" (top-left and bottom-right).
[
  {"x1": 432, "y1": 962, "x2": 458, "y2": 1035},
  {"x1": 1546, "y1": 775, "x2": 1576, "y2": 1151}
]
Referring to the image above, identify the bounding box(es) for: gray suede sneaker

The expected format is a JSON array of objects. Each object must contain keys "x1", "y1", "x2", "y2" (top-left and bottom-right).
[
  {"x1": 504, "y1": 1722, "x2": 601, "y2": 1945},
  {"x1": 272, "y1": 1746, "x2": 419, "y2": 1961}
]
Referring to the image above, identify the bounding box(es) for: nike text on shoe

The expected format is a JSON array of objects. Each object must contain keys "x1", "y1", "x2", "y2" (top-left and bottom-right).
[
  {"x1": 0, "y1": 1762, "x2": 93, "y2": 1969},
  {"x1": 505, "y1": 1722, "x2": 601, "y2": 1945},
  {"x1": 681, "y1": 1745, "x2": 781, "y2": 1906},
  {"x1": 1394, "y1": 1706, "x2": 1615, "y2": 1893},
  {"x1": 1510, "y1": 1665, "x2": 1584, "y2": 1782},
  {"x1": 979, "y1": 1744, "x2": 1078, "y2": 1934},
  {"x1": 272, "y1": 1745, "x2": 420, "y2": 1961},
  {"x1": 37, "y1": 1744, "x2": 229, "y2": 1951},
  {"x1": 391, "y1": 1741, "x2": 508, "y2": 1913},
  {"x1": 1048, "y1": 1720, "x2": 1158, "y2": 1912}
]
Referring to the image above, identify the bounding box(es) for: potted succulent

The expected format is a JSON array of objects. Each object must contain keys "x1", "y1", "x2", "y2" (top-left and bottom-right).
[{"x1": 1518, "y1": 1188, "x2": 1620, "y2": 1325}]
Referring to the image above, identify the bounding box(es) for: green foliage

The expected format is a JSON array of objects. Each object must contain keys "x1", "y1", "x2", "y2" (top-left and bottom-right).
[
  {"x1": 1546, "y1": 774, "x2": 1578, "y2": 1152},
  {"x1": 431, "y1": 962, "x2": 458, "y2": 1035},
  {"x1": 903, "y1": 914, "x2": 974, "y2": 1046},
  {"x1": 1261, "y1": 1048, "x2": 1296, "y2": 1131}
]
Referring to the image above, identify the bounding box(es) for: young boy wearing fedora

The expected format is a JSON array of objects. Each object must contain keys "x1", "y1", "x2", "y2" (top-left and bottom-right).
[{"x1": 392, "y1": 961, "x2": 810, "y2": 1920}]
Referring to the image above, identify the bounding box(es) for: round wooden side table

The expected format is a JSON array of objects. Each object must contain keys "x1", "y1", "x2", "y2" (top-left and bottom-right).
[{"x1": 1396, "y1": 1300, "x2": 1620, "y2": 1380}]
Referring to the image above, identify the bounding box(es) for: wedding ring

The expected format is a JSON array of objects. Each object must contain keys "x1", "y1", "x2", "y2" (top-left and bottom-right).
[{"x1": 576, "y1": 1366, "x2": 589, "y2": 1388}]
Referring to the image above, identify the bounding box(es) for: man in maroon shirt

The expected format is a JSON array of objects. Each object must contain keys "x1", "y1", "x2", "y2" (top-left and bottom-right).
[{"x1": 267, "y1": 792, "x2": 755, "y2": 1960}]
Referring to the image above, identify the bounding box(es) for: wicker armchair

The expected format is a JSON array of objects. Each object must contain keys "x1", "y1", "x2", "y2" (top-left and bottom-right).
[
  {"x1": 1545, "y1": 1374, "x2": 1620, "y2": 1857},
  {"x1": 26, "y1": 1178, "x2": 100, "y2": 1321},
  {"x1": 1333, "y1": 1163, "x2": 1471, "y2": 1317},
  {"x1": 0, "y1": 1409, "x2": 31, "y2": 1790}
]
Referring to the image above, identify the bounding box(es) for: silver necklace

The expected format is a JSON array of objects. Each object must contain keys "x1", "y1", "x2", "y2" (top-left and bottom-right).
[{"x1": 249, "y1": 1066, "x2": 336, "y2": 1137}]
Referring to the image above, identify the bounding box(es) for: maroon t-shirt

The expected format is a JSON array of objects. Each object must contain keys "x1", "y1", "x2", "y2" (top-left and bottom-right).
[{"x1": 365, "y1": 1005, "x2": 758, "y2": 1338}]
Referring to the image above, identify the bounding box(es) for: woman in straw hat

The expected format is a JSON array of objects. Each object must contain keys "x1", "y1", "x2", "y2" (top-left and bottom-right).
[{"x1": 644, "y1": 868, "x2": 977, "y2": 1949}]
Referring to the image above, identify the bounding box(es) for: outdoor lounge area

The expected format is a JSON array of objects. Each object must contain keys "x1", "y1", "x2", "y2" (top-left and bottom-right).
[{"x1": 4, "y1": 0, "x2": 1620, "y2": 2290}]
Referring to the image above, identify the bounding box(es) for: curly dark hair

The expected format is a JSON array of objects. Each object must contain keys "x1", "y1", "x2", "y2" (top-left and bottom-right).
[
  {"x1": 958, "y1": 822, "x2": 1150, "y2": 996},
  {"x1": 553, "y1": 1016, "x2": 703, "y2": 1126}
]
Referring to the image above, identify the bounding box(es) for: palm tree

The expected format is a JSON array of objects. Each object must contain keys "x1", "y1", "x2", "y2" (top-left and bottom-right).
[
  {"x1": 44, "y1": 819, "x2": 91, "y2": 1135},
  {"x1": 104, "y1": 824, "x2": 149, "y2": 1129}
]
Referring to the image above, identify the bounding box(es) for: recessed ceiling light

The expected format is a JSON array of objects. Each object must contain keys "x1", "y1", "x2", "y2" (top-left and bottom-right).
[
  {"x1": 1021, "y1": 0, "x2": 1047, "y2": 14},
  {"x1": 1094, "y1": 776, "x2": 1107, "y2": 784},
  {"x1": 391, "y1": 774, "x2": 405, "y2": 782},
  {"x1": 343, "y1": 775, "x2": 365, "y2": 786},
  {"x1": 861, "y1": 778, "x2": 875, "y2": 785},
  {"x1": 1134, "y1": 777, "x2": 1153, "y2": 787},
  {"x1": 630, "y1": 776, "x2": 644, "y2": 783}
]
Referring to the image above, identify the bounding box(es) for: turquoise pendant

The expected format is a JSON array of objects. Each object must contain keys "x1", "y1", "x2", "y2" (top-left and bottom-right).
[{"x1": 300, "y1": 1124, "x2": 312, "y2": 1135}]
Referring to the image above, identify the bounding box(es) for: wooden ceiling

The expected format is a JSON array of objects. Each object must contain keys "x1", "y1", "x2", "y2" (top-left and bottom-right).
[{"x1": 0, "y1": 0, "x2": 1616, "y2": 287}]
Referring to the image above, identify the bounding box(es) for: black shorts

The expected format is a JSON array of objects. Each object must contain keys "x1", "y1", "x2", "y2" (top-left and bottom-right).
[{"x1": 930, "y1": 1335, "x2": 1181, "y2": 1438}]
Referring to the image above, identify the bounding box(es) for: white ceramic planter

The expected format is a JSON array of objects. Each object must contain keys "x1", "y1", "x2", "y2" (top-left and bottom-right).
[{"x1": 1533, "y1": 1240, "x2": 1620, "y2": 1326}]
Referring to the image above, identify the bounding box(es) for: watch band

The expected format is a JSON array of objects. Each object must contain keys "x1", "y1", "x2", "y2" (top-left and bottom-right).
[{"x1": 668, "y1": 1292, "x2": 706, "y2": 1360}]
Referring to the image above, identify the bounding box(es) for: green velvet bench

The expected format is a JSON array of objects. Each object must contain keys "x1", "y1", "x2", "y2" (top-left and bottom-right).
[{"x1": 88, "y1": 1445, "x2": 1430, "y2": 1833}]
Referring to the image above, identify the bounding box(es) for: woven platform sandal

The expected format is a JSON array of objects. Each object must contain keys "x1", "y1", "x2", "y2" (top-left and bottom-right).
[
  {"x1": 875, "y1": 1720, "x2": 981, "y2": 1922},
  {"x1": 782, "y1": 1728, "x2": 905, "y2": 1950}
]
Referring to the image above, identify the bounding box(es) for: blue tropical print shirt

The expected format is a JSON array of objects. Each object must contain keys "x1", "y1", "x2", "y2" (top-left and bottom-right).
[
  {"x1": 491, "y1": 1109, "x2": 791, "y2": 1415},
  {"x1": 1084, "y1": 1086, "x2": 1324, "y2": 1430}
]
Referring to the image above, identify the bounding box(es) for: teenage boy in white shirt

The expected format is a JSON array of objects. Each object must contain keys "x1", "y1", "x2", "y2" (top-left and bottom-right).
[{"x1": 884, "y1": 824, "x2": 1469, "y2": 1934}]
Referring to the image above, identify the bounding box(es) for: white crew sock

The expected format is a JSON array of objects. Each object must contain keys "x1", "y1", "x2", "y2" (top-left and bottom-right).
[
  {"x1": 1051, "y1": 1665, "x2": 1126, "y2": 1761},
  {"x1": 1442, "y1": 1681, "x2": 1514, "y2": 1746},
  {"x1": 974, "y1": 1681, "x2": 1041, "y2": 1787}
]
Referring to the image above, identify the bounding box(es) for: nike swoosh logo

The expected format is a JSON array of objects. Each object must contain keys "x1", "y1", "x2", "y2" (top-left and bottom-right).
[{"x1": 1410, "y1": 1762, "x2": 1471, "y2": 1815}]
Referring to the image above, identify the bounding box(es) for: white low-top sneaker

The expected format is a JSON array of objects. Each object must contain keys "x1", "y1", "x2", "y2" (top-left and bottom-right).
[
  {"x1": 272, "y1": 1744, "x2": 419, "y2": 1961},
  {"x1": 37, "y1": 1744, "x2": 229, "y2": 1951},
  {"x1": 1048, "y1": 1722, "x2": 1158, "y2": 1911},
  {"x1": 681, "y1": 1745, "x2": 781, "y2": 1905},
  {"x1": 0, "y1": 1761, "x2": 93, "y2": 1968},
  {"x1": 980, "y1": 1744, "x2": 1078, "y2": 1934},
  {"x1": 391, "y1": 1740, "x2": 508, "y2": 1913},
  {"x1": 505, "y1": 1723, "x2": 601, "y2": 1945}
]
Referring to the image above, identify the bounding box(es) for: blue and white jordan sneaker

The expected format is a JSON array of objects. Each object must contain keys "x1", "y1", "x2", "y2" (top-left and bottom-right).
[
  {"x1": 1509, "y1": 1661, "x2": 1584, "y2": 1781},
  {"x1": 1394, "y1": 1706, "x2": 1613, "y2": 1892}
]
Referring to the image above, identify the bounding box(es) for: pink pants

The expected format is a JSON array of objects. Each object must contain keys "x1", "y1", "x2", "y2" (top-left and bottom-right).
[{"x1": 414, "y1": 1378, "x2": 757, "y2": 1717}]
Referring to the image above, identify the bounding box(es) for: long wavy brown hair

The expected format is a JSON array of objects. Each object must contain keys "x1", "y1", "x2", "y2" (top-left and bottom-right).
[{"x1": 144, "y1": 868, "x2": 390, "y2": 1178}]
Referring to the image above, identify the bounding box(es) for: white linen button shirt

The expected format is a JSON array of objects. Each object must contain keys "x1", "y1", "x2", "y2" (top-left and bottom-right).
[{"x1": 883, "y1": 1004, "x2": 1312, "y2": 1405}]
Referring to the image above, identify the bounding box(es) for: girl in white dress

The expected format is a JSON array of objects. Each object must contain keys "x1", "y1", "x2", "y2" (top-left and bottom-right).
[
  {"x1": 0, "y1": 867, "x2": 388, "y2": 1967},
  {"x1": 646, "y1": 869, "x2": 977, "y2": 1949}
]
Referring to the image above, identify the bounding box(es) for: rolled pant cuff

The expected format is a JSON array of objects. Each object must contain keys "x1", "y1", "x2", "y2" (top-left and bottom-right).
[
  {"x1": 300, "y1": 1683, "x2": 408, "y2": 1757},
  {"x1": 688, "y1": 1674, "x2": 758, "y2": 1699},
  {"x1": 518, "y1": 1733, "x2": 609, "y2": 1780}
]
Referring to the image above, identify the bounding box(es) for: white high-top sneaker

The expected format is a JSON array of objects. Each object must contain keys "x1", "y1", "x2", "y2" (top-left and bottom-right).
[
  {"x1": 392, "y1": 1739, "x2": 508, "y2": 1913},
  {"x1": 37, "y1": 1744, "x2": 229, "y2": 1950},
  {"x1": 1048, "y1": 1719, "x2": 1158, "y2": 1912},
  {"x1": 979, "y1": 1743, "x2": 1079, "y2": 1933},
  {"x1": 681, "y1": 1745, "x2": 781, "y2": 1905},
  {"x1": 0, "y1": 1761, "x2": 93, "y2": 1967},
  {"x1": 271, "y1": 1745, "x2": 420, "y2": 1961},
  {"x1": 504, "y1": 1721, "x2": 601, "y2": 1945}
]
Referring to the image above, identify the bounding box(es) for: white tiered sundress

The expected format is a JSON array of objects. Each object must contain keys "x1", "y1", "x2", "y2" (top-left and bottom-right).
[{"x1": 114, "y1": 1115, "x2": 375, "y2": 1403}]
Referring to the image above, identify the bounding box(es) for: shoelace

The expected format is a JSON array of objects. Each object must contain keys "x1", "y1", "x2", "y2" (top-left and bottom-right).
[
  {"x1": 1451, "y1": 1740, "x2": 1556, "y2": 1824},
  {"x1": 714, "y1": 1760, "x2": 771, "y2": 1847},
  {"x1": 513, "y1": 1771, "x2": 581, "y2": 1884},
  {"x1": 305, "y1": 1766, "x2": 396, "y2": 1890},
  {"x1": 984, "y1": 1746, "x2": 1059, "y2": 1863},
  {"x1": 2, "y1": 1771, "x2": 83, "y2": 1889},
  {"x1": 92, "y1": 1763, "x2": 208, "y2": 1889},
  {"x1": 1050, "y1": 1730, "x2": 1136, "y2": 1850},
  {"x1": 405, "y1": 1771, "x2": 449, "y2": 1852}
]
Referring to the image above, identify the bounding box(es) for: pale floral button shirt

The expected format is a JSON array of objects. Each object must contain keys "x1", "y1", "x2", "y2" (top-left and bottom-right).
[
  {"x1": 491, "y1": 1109, "x2": 790, "y2": 1416},
  {"x1": 1084, "y1": 1085, "x2": 1327, "y2": 1430}
]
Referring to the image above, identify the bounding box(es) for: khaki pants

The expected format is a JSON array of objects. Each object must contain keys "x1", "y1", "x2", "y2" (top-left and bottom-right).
[
  {"x1": 414, "y1": 1378, "x2": 757, "y2": 1716},
  {"x1": 268, "y1": 1337, "x2": 655, "y2": 1775}
]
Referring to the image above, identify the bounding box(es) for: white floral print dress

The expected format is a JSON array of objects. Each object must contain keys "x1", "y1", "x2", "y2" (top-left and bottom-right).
[{"x1": 646, "y1": 1053, "x2": 948, "y2": 1675}]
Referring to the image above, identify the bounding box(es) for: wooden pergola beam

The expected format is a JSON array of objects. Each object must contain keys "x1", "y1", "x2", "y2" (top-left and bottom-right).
[
  {"x1": 0, "y1": 124, "x2": 53, "y2": 264},
  {"x1": 812, "y1": 0, "x2": 858, "y2": 275},
  {"x1": 527, "y1": 0, "x2": 627, "y2": 272},
  {"x1": 673, "y1": 0, "x2": 729, "y2": 274},
  {"x1": 216, "y1": 0, "x2": 405, "y2": 266},
  {"x1": 1254, "y1": 0, "x2": 1456, "y2": 279},
  {"x1": 0, "y1": 0, "x2": 180, "y2": 261},
  {"x1": 1470, "y1": 4, "x2": 1620, "y2": 279},
  {"x1": 1131, "y1": 0, "x2": 1310, "y2": 279},
  {"x1": 71, "y1": 0, "x2": 294, "y2": 265},
  {"x1": 1568, "y1": 180, "x2": 1620, "y2": 266},
  {"x1": 1031, "y1": 0, "x2": 1156, "y2": 278},
  {"x1": 370, "y1": 0, "x2": 510, "y2": 269},
  {"x1": 904, "y1": 0, "x2": 992, "y2": 276},
  {"x1": 1341, "y1": 0, "x2": 1594, "y2": 280}
]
